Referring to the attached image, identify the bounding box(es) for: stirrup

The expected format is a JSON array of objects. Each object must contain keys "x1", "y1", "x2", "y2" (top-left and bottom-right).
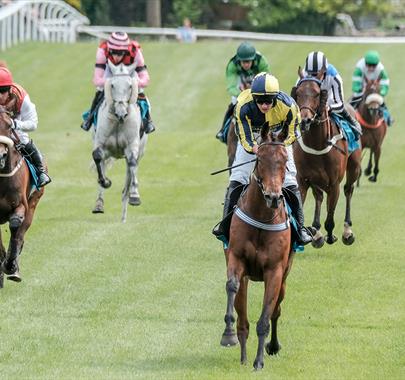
[{"x1": 38, "y1": 173, "x2": 52, "y2": 187}]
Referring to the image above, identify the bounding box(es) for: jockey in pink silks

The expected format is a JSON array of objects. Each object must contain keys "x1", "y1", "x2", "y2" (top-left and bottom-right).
[{"x1": 81, "y1": 31, "x2": 155, "y2": 134}]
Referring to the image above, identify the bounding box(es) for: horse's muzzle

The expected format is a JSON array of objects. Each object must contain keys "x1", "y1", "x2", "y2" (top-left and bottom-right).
[{"x1": 264, "y1": 192, "x2": 283, "y2": 209}]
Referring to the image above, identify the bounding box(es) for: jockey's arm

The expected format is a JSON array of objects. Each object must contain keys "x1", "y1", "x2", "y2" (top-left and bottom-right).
[
  {"x1": 93, "y1": 47, "x2": 107, "y2": 88},
  {"x1": 283, "y1": 104, "x2": 300, "y2": 146},
  {"x1": 235, "y1": 103, "x2": 256, "y2": 154},
  {"x1": 351, "y1": 67, "x2": 363, "y2": 97},
  {"x1": 379, "y1": 69, "x2": 390, "y2": 97},
  {"x1": 328, "y1": 75, "x2": 345, "y2": 114},
  {"x1": 13, "y1": 95, "x2": 38, "y2": 132},
  {"x1": 226, "y1": 61, "x2": 241, "y2": 98},
  {"x1": 134, "y1": 49, "x2": 150, "y2": 89}
]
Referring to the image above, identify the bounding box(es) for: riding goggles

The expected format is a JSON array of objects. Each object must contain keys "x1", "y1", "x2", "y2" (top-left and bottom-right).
[
  {"x1": 109, "y1": 50, "x2": 127, "y2": 56},
  {"x1": 253, "y1": 94, "x2": 276, "y2": 105}
]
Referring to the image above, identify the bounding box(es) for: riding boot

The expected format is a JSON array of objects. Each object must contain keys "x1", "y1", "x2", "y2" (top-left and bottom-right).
[
  {"x1": 286, "y1": 185, "x2": 312, "y2": 245},
  {"x1": 81, "y1": 90, "x2": 104, "y2": 131},
  {"x1": 381, "y1": 103, "x2": 393, "y2": 126},
  {"x1": 21, "y1": 141, "x2": 51, "y2": 187},
  {"x1": 212, "y1": 181, "x2": 244, "y2": 242},
  {"x1": 215, "y1": 103, "x2": 235, "y2": 143},
  {"x1": 143, "y1": 109, "x2": 156, "y2": 134},
  {"x1": 341, "y1": 108, "x2": 362, "y2": 138}
]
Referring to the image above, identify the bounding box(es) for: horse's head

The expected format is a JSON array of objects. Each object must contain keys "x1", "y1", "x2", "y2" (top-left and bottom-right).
[
  {"x1": 295, "y1": 66, "x2": 328, "y2": 131},
  {"x1": 0, "y1": 105, "x2": 14, "y2": 170},
  {"x1": 104, "y1": 62, "x2": 138, "y2": 122},
  {"x1": 254, "y1": 129, "x2": 287, "y2": 209},
  {"x1": 361, "y1": 77, "x2": 383, "y2": 121}
]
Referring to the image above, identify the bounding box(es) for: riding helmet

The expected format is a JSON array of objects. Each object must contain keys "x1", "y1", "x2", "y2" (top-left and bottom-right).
[
  {"x1": 236, "y1": 42, "x2": 256, "y2": 61},
  {"x1": 364, "y1": 50, "x2": 380, "y2": 65},
  {"x1": 107, "y1": 31, "x2": 130, "y2": 51},
  {"x1": 305, "y1": 51, "x2": 328, "y2": 75}
]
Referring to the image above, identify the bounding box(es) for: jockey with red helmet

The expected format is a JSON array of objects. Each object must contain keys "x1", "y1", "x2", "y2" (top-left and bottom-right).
[
  {"x1": 0, "y1": 64, "x2": 51, "y2": 187},
  {"x1": 81, "y1": 31, "x2": 155, "y2": 134}
]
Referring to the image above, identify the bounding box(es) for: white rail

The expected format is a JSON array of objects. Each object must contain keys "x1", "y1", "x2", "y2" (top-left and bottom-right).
[
  {"x1": 78, "y1": 25, "x2": 405, "y2": 44},
  {"x1": 0, "y1": 0, "x2": 89, "y2": 51}
]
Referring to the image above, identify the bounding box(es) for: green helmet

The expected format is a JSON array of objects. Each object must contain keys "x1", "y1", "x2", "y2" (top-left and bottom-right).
[
  {"x1": 365, "y1": 50, "x2": 380, "y2": 65},
  {"x1": 236, "y1": 42, "x2": 256, "y2": 61}
]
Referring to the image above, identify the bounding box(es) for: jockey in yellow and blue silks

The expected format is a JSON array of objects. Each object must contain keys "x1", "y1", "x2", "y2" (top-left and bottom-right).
[
  {"x1": 350, "y1": 50, "x2": 392, "y2": 126},
  {"x1": 213, "y1": 73, "x2": 312, "y2": 246},
  {"x1": 215, "y1": 42, "x2": 270, "y2": 143}
]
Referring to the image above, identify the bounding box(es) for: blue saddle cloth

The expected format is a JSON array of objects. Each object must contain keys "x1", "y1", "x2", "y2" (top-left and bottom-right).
[
  {"x1": 24, "y1": 158, "x2": 40, "y2": 191},
  {"x1": 330, "y1": 113, "x2": 360, "y2": 153}
]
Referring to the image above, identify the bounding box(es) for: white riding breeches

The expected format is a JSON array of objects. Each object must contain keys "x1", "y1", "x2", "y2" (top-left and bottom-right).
[{"x1": 229, "y1": 140, "x2": 298, "y2": 188}]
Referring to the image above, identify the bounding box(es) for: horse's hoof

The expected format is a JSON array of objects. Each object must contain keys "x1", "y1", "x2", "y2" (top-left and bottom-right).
[
  {"x1": 342, "y1": 233, "x2": 355, "y2": 245},
  {"x1": 92, "y1": 206, "x2": 104, "y2": 214},
  {"x1": 265, "y1": 341, "x2": 281, "y2": 356},
  {"x1": 220, "y1": 332, "x2": 238, "y2": 347},
  {"x1": 364, "y1": 168, "x2": 371, "y2": 176},
  {"x1": 129, "y1": 196, "x2": 141, "y2": 206},
  {"x1": 7, "y1": 272, "x2": 22, "y2": 282},
  {"x1": 326, "y1": 235, "x2": 338, "y2": 245},
  {"x1": 368, "y1": 176, "x2": 377, "y2": 182},
  {"x1": 2, "y1": 260, "x2": 18, "y2": 276},
  {"x1": 312, "y1": 236, "x2": 325, "y2": 249},
  {"x1": 99, "y1": 178, "x2": 112, "y2": 189},
  {"x1": 253, "y1": 359, "x2": 264, "y2": 370}
]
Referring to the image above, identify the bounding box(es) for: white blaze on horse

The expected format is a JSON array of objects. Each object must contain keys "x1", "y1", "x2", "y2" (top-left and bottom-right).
[{"x1": 92, "y1": 61, "x2": 147, "y2": 222}]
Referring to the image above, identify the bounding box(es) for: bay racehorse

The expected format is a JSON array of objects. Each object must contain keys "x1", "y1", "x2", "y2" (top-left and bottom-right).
[
  {"x1": 293, "y1": 67, "x2": 361, "y2": 248},
  {"x1": 221, "y1": 127, "x2": 294, "y2": 370},
  {"x1": 0, "y1": 105, "x2": 44, "y2": 286},
  {"x1": 355, "y1": 78, "x2": 387, "y2": 183},
  {"x1": 92, "y1": 62, "x2": 147, "y2": 222}
]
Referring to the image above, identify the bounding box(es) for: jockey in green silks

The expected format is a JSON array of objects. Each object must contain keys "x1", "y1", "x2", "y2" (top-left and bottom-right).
[
  {"x1": 350, "y1": 50, "x2": 392, "y2": 126},
  {"x1": 215, "y1": 42, "x2": 270, "y2": 143}
]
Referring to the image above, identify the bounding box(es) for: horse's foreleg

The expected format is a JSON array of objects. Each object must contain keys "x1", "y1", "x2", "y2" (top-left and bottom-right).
[
  {"x1": 325, "y1": 186, "x2": 339, "y2": 245},
  {"x1": 364, "y1": 150, "x2": 373, "y2": 176},
  {"x1": 253, "y1": 266, "x2": 283, "y2": 370},
  {"x1": 121, "y1": 163, "x2": 131, "y2": 223},
  {"x1": 369, "y1": 145, "x2": 381, "y2": 182},
  {"x1": 93, "y1": 186, "x2": 105, "y2": 214},
  {"x1": 310, "y1": 186, "x2": 325, "y2": 248},
  {"x1": 92, "y1": 147, "x2": 111, "y2": 189},
  {"x1": 126, "y1": 151, "x2": 141, "y2": 207},
  {"x1": 221, "y1": 251, "x2": 244, "y2": 348},
  {"x1": 343, "y1": 151, "x2": 361, "y2": 245},
  {"x1": 234, "y1": 276, "x2": 249, "y2": 365}
]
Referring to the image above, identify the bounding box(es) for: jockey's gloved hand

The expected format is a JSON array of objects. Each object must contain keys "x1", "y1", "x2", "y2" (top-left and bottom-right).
[{"x1": 10, "y1": 119, "x2": 17, "y2": 130}]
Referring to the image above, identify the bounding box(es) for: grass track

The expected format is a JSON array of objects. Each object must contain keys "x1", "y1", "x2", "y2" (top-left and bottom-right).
[{"x1": 0, "y1": 40, "x2": 404, "y2": 379}]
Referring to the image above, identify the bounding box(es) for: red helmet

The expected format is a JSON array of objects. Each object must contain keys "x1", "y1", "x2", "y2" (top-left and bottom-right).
[
  {"x1": 107, "y1": 31, "x2": 130, "y2": 51},
  {"x1": 0, "y1": 67, "x2": 13, "y2": 87}
]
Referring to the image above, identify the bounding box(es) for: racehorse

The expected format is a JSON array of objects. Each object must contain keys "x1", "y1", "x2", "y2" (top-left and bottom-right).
[
  {"x1": 92, "y1": 62, "x2": 147, "y2": 222},
  {"x1": 355, "y1": 78, "x2": 387, "y2": 183},
  {"x1": 293, "y1": 67, "x2": 361, "y2": 248},
  {"x1": 220, "y1": 127, "x2": 294, "y2": 370},
  {"x1": 0, "y1": 105, "x2": 44, "y2": 286}
]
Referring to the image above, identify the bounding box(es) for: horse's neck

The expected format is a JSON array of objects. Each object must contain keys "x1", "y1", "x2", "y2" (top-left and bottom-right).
[{"x1": 304, "y1": 113, "x2": 332, "y2": 147}]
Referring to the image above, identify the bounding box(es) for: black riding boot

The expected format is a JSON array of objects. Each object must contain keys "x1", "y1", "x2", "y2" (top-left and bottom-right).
[
  {"x1": 143, "y1": 109, "x2": 156, "y2": 134},
  {"x1": 212, "y1": 181, "x2": 244, "y2": 242},
  {"x1": 21, "y1": 141, "x2": 51, "y2": 187},
  {"x1": 215, "y1": 103, "x2": 235, "y2": 143},
  {"x1": 81, "y1": 90, "x2": 104, "y2": 131},
  {"x1": 286, "y1": 185, "x2": 312, "y2": 245}
]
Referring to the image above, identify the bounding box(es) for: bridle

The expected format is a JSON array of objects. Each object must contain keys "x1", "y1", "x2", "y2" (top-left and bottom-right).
[{"x1": 252, "y1": 141, "x2": 286, "y2": 209}]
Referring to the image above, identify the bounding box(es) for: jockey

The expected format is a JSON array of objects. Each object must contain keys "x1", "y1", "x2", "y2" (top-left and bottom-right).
[
  {"x1": 302, "y1": 51, "x2": 362, "y2": 138},
  {"x1": 213, "y1": 73, "x2": 312, "y2": 246},
  {"x1": 215, "y1": 41, "x2": 270, "y2": 142},
  {"x1": 81, "y1": 31, "x2": 155, "y2": 134},
  {"x1": 0, "y1": 65, "x2": 51, "y2": 187},
  {"x1": 350, "y1": 50, "x2": 392, "y2": 125}
]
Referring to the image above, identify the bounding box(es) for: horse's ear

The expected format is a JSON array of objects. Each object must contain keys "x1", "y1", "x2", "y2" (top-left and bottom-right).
[
  {"x1": 298, "y1": 66, "x2": 304, "y2": 79},
  {"x1": 260, "y1": 123, "x2": 270, "y2": 141},
  {"x1": 317, "y1": 66, "x2": 326, "y2": 80}
]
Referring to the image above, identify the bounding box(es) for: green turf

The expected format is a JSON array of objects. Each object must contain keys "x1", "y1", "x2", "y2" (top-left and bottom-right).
[{"x1": 0, "y1": 40, "x2": 403, "y2": 379}]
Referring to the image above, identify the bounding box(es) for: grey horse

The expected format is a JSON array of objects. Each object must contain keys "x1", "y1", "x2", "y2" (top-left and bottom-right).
[{"x1": 92, "y1": 61, "x2": 147, "y2": 222}]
